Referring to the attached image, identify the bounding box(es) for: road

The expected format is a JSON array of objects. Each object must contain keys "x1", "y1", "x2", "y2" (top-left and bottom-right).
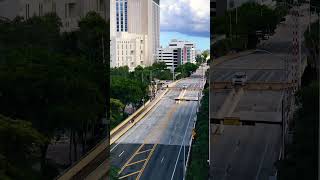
[
  {"x1": 111, "y1": 66, "x2": 207, "y2": 180},
  {"x1": 210, "y1": 3, "x2": 314, "y2": 180}
]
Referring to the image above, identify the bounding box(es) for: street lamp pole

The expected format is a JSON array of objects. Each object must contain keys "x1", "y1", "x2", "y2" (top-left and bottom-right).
[{"x1": 172, "y1": 59, "x2": 175, "y2": 81}]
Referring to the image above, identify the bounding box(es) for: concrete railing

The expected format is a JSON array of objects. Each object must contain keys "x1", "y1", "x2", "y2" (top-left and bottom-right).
[
  {"x1": 212, "y1": 81, "x2": 294, "y2": 90},
  {"x1": 56, "y1": 137, "x2": 108, "y2": 180},
  {"x1": 110, "y1": 78, "x2": 185, "y2": 145},
  {"x1": 110, "y1": 88, "x2": 169, "y2": 144},
  {"x1": 212, "y1": 50, "x2": 255, "y2": 67}
]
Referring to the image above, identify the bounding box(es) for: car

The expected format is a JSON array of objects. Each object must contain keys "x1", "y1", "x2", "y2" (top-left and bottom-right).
[
  {"x1": 232, "y1": 72, "x2": 247, "y2": 86},
  {"x1": 280, "y1": 17, "x2": 286, "y2": 22},
  {"x1": 182, "y1": 85, "x2": 188, "y2": 89}
]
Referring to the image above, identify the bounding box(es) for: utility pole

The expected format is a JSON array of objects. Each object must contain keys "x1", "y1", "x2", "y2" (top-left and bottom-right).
[
  {"x1": 309, "y1": 0, "x2": 311, "y2": 33},
  {"x1": 229, "y1": 12, "x2": 232, "y2": 40},
  {"x1": 172, "y1": 59, "x2": 175, "y2": 81}
]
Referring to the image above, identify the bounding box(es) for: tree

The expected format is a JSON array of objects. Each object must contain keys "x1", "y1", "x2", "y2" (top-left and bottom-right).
[
  {"x1": 0, "y1": 114, "x2": 47, "y2": 180},
  {"x1": 213, "y1": 2, "x2": 282, "y2": 50},
  {"x1": 111, "y1": 76, "x2": 146, "y2": 107},
  {"x1": 187, "y1": 88, "x2": 209, "y2": 180},
  {"x1": 304, "y1": 22, "x2": 319, "y2": 74},
  {"x1": 277, "y1": 81, "x2": 319, "y2": 180},
  {"x1": 110, "y1": 99, "x2": 125, "y2": 129},
  {"x1": 0, "y1": 12, "x2": 108, "y2": 175}
]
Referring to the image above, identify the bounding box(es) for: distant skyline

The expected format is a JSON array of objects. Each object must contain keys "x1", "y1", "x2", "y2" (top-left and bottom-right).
[
  {"x1": 160, "y1": 31, "x2": 210, "y2": 51},
  {"x1": 160, "y1": 0, "x2": 210, "y2": 50}
]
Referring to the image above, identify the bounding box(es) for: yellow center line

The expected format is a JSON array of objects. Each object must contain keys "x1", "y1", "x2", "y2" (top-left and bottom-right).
[
  {"x1": 118, "y1": 171, "x2": 141, "y2": 179},
  {"x1": 136, "y1": 144, "x2": 158, "y2": 180},
  {"x1": 136, "y1": 149, "x2": 153, "y2": 155},
  {"x1": 126, "y1": 159, "x2": 147, "y2": 167},
  {"x1": 118, "y1": 144, "x2": 144, "y2": 175},
  {"x1": 117, "y1": 90, "x2": 181, "y2": 179}
]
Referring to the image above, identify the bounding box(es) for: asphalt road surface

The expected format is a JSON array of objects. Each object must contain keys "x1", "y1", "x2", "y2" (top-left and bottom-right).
[
  {"x1": 209, "y1": 4, "x2": 316, "y2": 180},
  {"x1": 111, "y1": 67, "x2": 206, "y2": 180}
]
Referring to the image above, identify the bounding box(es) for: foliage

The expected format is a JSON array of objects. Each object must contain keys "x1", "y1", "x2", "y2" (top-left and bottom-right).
[
  {"x1": 110, "y1": 99, "x2": 125, "y2": 129},
  {"x1": 304, "y1": 21, "x2": 319, "y2": 71},
  {"x1": 186, "y1": 87, "x2": 209, "y2": 180},
  {"x1": 0, "y1": 11, "x2": 108, "y2": 178},
  {"x1": 109, "y1": 166, "x2": 120, "y2": 180},
  {"x1": 111, "y1": 76, "x2": 146, "y2": 108},
  {"x1": 277, "y1": 81, "x2": 319, "y2": 180},
  {"x1": 0, "y1": 115, "x2": 47, "y2": 180},
  {"x1": 212, "y1": 2, "x2": 285, "y2": 53},
  {"x1": 196, "y1": 50, "x2": 210, "y2": 64},
  {"x1": 175, "y1": 63, "x2": 199, "y2": 78},
  {"x1": 212, "y1": 39, "x2": 232, "y2": 58}
]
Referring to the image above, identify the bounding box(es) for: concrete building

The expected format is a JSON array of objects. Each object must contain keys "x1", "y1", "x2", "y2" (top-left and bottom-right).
[
  {"x1": 110, "y1": 0, "x2": 160, "y2": 70},
  {"x1": 156, "y1": 47, "x2": 178, "y2": 71},
  {"x1": 0, "y1": 0, "x2": 108, "y2": 32},
  {"x1": 156, "y1": 40, "x2": 196, "y2": 70},
  {"x1": 110, "y1": 32, "x2": 148, "y2": 70},
  {"x1": 212, "y1": 0, "x2": 275, "y2": 17}
]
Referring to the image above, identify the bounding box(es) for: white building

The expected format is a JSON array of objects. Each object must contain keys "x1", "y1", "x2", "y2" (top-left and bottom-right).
[
  {"x1": 157, "y1": 40, "x2": 196, "y2": 70},
  {"x1": 110, "y1": 32, "x2": 148, "y2": 70},
  {"x1": 0, "y1": 0, "x2": 108, "y2": 32},
  {"x1": 110, "y1": 0, "x2": 160, "y2": 70},
  {"x1": 156, "y1": 47, "x2": 178, "y2": 71}
]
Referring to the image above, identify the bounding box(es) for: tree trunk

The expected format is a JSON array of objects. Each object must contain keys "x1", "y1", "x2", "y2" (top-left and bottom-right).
[
  {"x1": 40, "y1": 143, "x2": 49, "y2": 175},
  {"x1": 69, "y1": 130, "x2": 72, "y2": 164},
  {"x1": 81, "y1": 131, "x2": 85, "y2": 155},
  {"x1": 73, "y1": 131, "x2": 77, "y2": 161}
]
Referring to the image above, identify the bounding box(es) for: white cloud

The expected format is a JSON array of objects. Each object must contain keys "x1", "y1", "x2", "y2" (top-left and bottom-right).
[{"x1": 160, "y1": 0, "x2": 210, "y2": 37}]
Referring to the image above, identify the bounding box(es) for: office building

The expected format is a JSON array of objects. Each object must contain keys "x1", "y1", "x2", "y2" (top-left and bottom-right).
[
  {"x1": 0, "y1": 0, "x2": 108, "y2": 32},
  {"x1": 156, "y1": 40, "x2": 196, "y2": 70},
  {"x1": 110, "y1": 32, "x2": 148, "y2": 70},
  {"x1": 110, "y1": 0, "x2": 160, "y2": 70}
]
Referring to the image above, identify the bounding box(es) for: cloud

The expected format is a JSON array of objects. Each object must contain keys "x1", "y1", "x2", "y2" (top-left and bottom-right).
[{"x1": 160, "y1": 0, "x2": 210, "y2": 37}]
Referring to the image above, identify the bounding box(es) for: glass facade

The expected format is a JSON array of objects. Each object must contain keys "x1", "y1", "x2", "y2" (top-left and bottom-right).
[{"x1": 115, "y1": 0, "x2": 128, "y2": 32}]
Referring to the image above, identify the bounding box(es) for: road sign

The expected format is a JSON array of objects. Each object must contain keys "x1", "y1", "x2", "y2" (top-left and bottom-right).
[{"x1": 223, "y1": 117, "x2": 241, "y2": 125}]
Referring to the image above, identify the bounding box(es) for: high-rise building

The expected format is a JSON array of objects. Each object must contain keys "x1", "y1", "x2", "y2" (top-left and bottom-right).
[
  {"x1": 156, "y1": 40, "x2": 196, "y2": 70},
  {"x1": 0, "y1": 0, "x2": 108, "y2": 32},
  {"x1": 110, "y1": 0, "x2": 160, "y2": 70}
]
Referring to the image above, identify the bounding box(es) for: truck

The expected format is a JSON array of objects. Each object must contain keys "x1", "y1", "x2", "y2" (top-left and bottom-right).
[{"x1": 232, "y1": 72, "x2": 247, "y2": 86}]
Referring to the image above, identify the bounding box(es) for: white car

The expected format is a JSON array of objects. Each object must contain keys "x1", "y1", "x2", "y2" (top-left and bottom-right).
[{"x1": 232, "y1": 72, "x2": 247, "y2": 86}]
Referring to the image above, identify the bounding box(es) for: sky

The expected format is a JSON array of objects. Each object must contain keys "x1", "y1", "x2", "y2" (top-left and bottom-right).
[{"x1": 160, "y1": 0, "x2": 210, "y2": 51}]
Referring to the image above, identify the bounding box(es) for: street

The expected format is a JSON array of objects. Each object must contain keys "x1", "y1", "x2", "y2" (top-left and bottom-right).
[
  {"x1": 210, "y1": 3, "x2": 315, "y2": 180},
  {"x1": 111, "y1": 66, "x2": 207, "y2": 180}
]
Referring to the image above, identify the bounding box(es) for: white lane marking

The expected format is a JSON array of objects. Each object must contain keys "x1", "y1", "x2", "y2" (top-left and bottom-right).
[
  {"x1": 255, "y1": 139, "x2": 270, "y2": 180},
  {"x1": 118, "y1": 151, "x2": 125, "y2": 157},
  {"x1": 170, "y1": 103, "x2": 197, "y2": 180},
  {"x1": 161, "y1": 156, "x2": 165, "y2": 164},
  {"x1": 110, "y1": 98, "x2": 166, "y2": 152}
]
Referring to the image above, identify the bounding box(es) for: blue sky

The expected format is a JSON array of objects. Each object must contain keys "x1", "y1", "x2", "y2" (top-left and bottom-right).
[
  {"x1": 160, "y1": 31, "x2": 210, "y2": 51},
  {"x1": 160, "y1": 0, "x2": 210, "y2": 51}
]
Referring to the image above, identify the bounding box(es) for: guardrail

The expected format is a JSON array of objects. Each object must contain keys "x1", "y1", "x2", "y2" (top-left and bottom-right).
[
  {"x1": 56, "y1": 137, "x2": 108, "y2": 180},
  {"x1": 212, "y1": 50, "x2": 255, "y2": 67}
]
